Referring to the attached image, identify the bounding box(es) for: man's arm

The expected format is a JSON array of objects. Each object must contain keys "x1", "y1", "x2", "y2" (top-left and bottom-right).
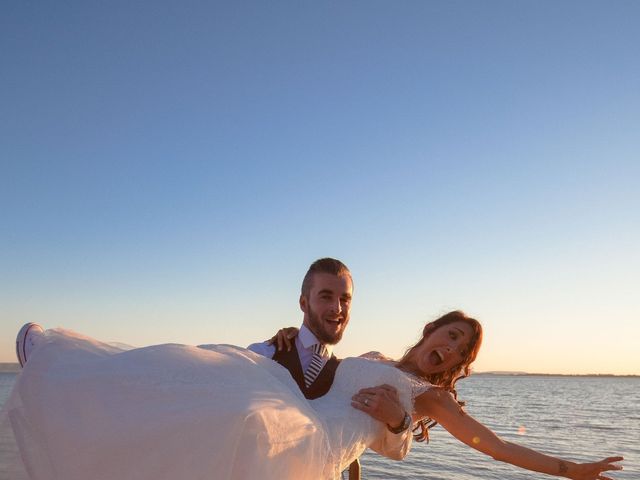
[
  {"x1": 248, "y1": 326, "x2": 299, "y2": 357},
  {"x1": 247, "y1": 341, "x2": 277, "y2": 358},
  {"x1": 248, "y1": 326, "x2": 301, "y2": 356},
  {"x1": 351, "y1": 384, "x2": 412, "y2": 460},
  {"x1": 368, "y1": 422, "x2": 412, "y2": 460}
]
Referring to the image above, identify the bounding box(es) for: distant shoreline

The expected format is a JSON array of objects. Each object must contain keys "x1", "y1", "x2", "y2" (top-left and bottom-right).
[
  {"x1": 1, "y1": 362, "x2": 637, "y2": 377},
  {"x1": 0, "y1": 363, "x2": 20, "y2": 373},
  {"x1": 474, "y1": 371, "x2": 639, "y2": 378}
]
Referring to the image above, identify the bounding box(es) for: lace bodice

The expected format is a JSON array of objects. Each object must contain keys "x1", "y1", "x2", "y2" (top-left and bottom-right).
[{"x1": 310, "y1": 357, "x2": 432, "y2": 474}]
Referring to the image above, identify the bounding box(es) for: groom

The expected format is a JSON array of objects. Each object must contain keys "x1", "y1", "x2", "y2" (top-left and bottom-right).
[{"x1": 248, "y1": 258, "x2": 412, "y2": 461}]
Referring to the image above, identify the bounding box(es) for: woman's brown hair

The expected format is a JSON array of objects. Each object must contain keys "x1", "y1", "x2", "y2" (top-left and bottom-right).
[{"x1": 397, "y1": 310, "x2": 483, "y2": 442}]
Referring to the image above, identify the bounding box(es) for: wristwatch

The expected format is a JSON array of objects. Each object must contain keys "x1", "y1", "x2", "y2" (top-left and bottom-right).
[{"x1": 387, "y1": 411, "x2": 412, "y2": 434}]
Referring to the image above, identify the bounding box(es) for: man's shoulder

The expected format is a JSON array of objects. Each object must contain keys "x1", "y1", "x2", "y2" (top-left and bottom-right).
[{"x1": 247, "y1": 341, "x2": 276, "y2": 358}]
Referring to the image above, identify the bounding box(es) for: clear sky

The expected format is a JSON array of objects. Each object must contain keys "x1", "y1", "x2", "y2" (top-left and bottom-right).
[{"x1": 1, "y1": 1, "x2": 638, "y2": 374}]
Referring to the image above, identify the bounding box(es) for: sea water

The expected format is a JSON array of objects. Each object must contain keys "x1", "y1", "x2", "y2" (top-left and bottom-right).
[
  {"x1": 360, "y1": 374, "x2": 638, "y2": 479},
  {"x1": 1, "y1": 373, "x2": 637, "y2": 479}
]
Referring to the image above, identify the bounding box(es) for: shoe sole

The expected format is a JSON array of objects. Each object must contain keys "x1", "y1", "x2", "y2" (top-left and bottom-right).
[{"x1": 16, "y1": 323, "x2": 43, "y2": 367}]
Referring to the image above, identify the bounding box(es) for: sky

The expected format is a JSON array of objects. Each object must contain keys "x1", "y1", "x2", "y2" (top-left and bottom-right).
[{"x1": 1, "y1": 1, "x2": 638, "y2": 375}]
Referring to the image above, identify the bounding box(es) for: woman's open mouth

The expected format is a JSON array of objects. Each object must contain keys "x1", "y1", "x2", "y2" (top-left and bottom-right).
[{"x1": 429, "y1": 350, "x2": 444, "y2": 366}]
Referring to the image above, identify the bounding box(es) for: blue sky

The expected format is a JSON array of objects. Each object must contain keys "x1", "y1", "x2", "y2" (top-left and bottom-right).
[{"x1": 2, "y1": 1, "x2": 639, "y2": 374}]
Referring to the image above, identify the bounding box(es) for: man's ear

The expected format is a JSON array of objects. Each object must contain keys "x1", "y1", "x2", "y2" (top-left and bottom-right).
[{"x1": 299, "y1": 294, "x2": 308, "y2": 313}]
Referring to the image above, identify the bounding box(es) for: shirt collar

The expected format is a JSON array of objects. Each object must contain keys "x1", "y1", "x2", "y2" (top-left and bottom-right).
[{"x1": 299, "y1": 324, "x2": 333, "y2": 357}]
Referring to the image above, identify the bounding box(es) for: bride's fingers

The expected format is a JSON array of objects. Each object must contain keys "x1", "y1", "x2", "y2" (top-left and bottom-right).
[
  {"x1": 268, "y1": 328, "x2": 298, "y2": 351},
  {"x1": 279, "y1": 331, "x2": 289, "y2": 351},
  {"x1": 275, "y1": 330, "x2": 292, "y2": 351},
  {"x1": 282, "y1": 328, "x2": 298, "y2": 351},
  {"x1": 601, "y1": 463, "x2": 624, "y2": 472},
  {"x1": 600, "y1": 457, "x2": 624, "y2": 471},
  {"x1": 602, "y1": 456, "x2": 623, "y2": 463},
  {"x1": 267, "y1": 331, "x2": 284, "y2": 348},
  {"x1": 284, "y1": 328, "x2": 296, "y2": 342}
]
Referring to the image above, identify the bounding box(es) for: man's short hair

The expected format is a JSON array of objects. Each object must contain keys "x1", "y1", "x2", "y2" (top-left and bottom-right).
[{"x1": 301, "y1": 258, "x2": 352, "y2": 297}]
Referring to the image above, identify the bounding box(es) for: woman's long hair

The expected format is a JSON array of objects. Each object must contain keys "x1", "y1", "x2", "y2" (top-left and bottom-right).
[{"x1": 397, "y1": 310, "x2": 483, "y2": 442}]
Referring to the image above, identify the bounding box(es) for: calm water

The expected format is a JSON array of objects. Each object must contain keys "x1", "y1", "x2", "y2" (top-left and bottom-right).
[
  {"x1": 361, "y1": 374, "x2": 638, "y2": 479},
  {"x1": 1, "y1": 373, "x2": 637, "y2": 479}
]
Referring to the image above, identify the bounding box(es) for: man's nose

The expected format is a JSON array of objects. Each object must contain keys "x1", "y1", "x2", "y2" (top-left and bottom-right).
[{"x1": 330, "y1": 300, "x2": 342, "y2": 315}]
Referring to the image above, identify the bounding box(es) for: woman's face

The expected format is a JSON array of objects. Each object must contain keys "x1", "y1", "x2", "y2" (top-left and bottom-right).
[{"x1": 409, "y1": 320, "x2": 474, "y2": 375}]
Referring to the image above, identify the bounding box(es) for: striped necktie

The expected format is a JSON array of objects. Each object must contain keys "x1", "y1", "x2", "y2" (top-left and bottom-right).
[{"x1": 304, "y1": 343, "x2": 327, "y2": 387}]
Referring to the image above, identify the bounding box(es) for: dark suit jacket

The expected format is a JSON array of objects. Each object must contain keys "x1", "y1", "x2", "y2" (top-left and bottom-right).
[{"x1": 273, "y1": 342, "x2": 340, "y2": 400}]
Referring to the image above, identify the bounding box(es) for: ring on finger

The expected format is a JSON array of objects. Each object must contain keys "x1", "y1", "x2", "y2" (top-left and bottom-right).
[{"x1": 364, "y1": 398, "x2": 369, "y2": 406}]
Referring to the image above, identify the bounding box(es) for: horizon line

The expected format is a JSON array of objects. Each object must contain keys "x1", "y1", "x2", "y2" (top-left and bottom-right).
[{"x1": 0, "y1": 362, "x2": 637, "y2": 377}]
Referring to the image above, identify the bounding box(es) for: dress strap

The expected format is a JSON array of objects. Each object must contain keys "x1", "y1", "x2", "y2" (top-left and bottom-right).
[
  {"x1": 409, "y1": 376, "x2": 433, "y2": 399},
  {"x1": 403, "y1": 372, "x2": 433, "y2": 416}
]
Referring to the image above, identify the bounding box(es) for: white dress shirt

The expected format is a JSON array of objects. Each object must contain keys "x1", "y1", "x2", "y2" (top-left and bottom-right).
[{"x1": 247, "y1": 324, "x2": 333, "y2": 371}]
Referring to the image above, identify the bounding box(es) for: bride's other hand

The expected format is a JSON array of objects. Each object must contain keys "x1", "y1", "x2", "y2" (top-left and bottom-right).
[
  {"x1": 351, "y1": 384, "x2": 406, "y2": 429},
  {"x1": 568, "y1": 456, "x2": 623, "y2": 480},
  {"x1": 415, "y1": 388, "x2": 624, "y2": 479},
  {"x1": 267, "y1": 327, "x2": 299, "y2": 352}
]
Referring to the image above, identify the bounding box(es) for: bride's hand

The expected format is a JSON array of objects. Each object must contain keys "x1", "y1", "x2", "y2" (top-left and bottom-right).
[
  {"x1": 567, "y1": 456, "x2": 623, "y2": 480},
  {"x1": 267, "y1": 327, "x2": 299, "y2": 352}
]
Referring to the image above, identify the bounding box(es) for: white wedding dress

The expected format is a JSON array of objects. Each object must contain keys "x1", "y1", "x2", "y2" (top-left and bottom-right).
[{"x1": 0, "y1": 329, "x2": 429, "y2": 480}]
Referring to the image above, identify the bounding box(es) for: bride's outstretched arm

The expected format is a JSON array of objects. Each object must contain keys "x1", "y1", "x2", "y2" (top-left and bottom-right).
[{"x1": 414, "y1": 389, "x2": 623, "y2": 480}]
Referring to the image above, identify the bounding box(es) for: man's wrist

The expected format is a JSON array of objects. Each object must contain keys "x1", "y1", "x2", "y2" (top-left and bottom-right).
[{"x1": 387, "y1": 411, "x2": 411, "y2": 434}]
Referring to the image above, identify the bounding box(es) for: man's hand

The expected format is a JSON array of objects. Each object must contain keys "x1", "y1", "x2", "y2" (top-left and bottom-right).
[
  {"x1": 351, "y1": 384, "x2": 406, "y2": 430},
  {"x1": 267, "y1": 327, "x2": 299, "y2": 352}
]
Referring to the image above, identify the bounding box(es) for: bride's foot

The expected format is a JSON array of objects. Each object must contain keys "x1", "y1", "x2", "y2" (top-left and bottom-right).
[{"x1": 16, "y1": 322, "x2": 45, "y2": 367}]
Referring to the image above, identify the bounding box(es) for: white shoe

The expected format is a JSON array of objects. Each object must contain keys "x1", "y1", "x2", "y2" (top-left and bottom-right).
[{"x1": 16, "y1": 322, "x2": 45, "y2": 367}]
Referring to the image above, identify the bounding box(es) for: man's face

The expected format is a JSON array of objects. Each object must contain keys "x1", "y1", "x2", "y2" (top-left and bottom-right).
[{"x1": 300, "y1": 272, "x2": 353, "y2": 345}]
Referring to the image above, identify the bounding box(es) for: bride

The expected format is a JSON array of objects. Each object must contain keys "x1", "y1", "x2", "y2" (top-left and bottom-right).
[{"x1": 1, "y1": 311, "x2": 623, "y2": 480}]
